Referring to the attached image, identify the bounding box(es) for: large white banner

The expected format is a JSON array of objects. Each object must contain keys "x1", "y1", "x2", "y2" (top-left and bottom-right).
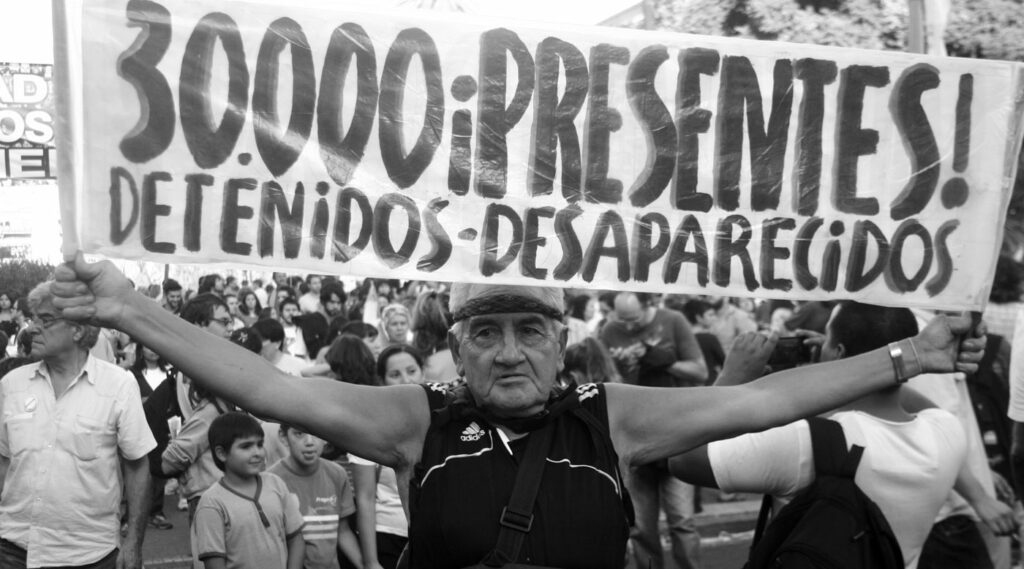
[{"x1": 53, "y1": 0, "x2": 1024, "y2": 309}]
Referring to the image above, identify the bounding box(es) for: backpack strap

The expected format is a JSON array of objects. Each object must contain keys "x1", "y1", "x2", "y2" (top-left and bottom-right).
[
  {"x1": 480, "y1": 422, "x2": 556, "y2": 567},
  {"x1": 807, "y1": 416, "x2": 863, "y2": 479},
  {"x1": 750, "y1": 417, "x2": 864, "y2": 550},
  {"x1": 751, "y1": 494, "x2": 774, "y2": 548}
]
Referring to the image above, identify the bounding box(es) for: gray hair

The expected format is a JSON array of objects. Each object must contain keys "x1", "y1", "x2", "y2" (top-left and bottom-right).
[{"x1": 27, "y1": 281, "x2": 100, "y2": 350}]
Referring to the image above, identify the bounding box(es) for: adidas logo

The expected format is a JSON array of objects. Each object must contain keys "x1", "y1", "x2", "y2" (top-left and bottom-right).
[{"x1": 460, "y1": 421, "x2": 486, "y2": 442}]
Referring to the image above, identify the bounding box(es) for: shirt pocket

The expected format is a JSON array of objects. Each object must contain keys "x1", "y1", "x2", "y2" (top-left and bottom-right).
[
  {"x1": 5, "y1": 413, "x2": 39, "y2": 456},
  {"x1": 58, "y1": 415, "x2": 113, "y2": 461}
]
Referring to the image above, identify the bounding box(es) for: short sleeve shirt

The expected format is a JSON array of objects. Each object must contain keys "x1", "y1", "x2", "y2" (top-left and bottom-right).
[
  {"x1": 0, "y1": 355, "x2": 156, "y2": 567},
  {"x1": 193, "y1": 472, "x2": 305, "y2": 569},
  {"x1": 709, "y1": 410, "x2": 966, "y2": 569},
  {"x1": 349, "y1": 455, "x2": 408, "y2": 537},
  {"x1": 1008, "y1": 306, "x2": 1024, "y2": 421},
  {"x1": 269, "y1": 459, "x2": 356, "y2": 569}
]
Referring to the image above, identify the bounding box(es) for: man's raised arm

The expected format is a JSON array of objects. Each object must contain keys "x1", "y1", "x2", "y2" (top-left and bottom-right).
[
  {"x1": 607, "y1": 314, "x2": 986, "y2": 466},
  {"x1": 51, "y1": 253, "x2": 429, "y2": 467}
]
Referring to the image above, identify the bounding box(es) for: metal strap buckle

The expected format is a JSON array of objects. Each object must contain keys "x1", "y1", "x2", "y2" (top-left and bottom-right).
[{"x1": 499, "y1": 506, "x2": 534, "y2": 532}]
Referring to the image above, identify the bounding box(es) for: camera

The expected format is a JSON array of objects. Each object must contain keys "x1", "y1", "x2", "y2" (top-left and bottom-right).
[{"x1": 766, "y1": 337, "x2": 816, "y2": 372}]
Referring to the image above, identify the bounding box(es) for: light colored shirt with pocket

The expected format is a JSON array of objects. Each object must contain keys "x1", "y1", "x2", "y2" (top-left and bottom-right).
[{"x1": 0, "y1": 355, "x2": 156, "y2": 567}]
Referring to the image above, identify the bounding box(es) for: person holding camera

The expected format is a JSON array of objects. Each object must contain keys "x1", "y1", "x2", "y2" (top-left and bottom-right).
[
  {"x1": 670, "y1": 302, "x2": 1016, "y2": 569},
  {"x1": 601, "y1": 291, "x2": 708, "y2": 569}
]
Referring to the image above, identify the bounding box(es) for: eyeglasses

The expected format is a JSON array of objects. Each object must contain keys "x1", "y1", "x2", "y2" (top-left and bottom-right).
[
  {"x1": 31, "y1": 315, "x2": 65, "y2": 329},
  {"x1": 211, "y1": 317, "x2": 235, "y2": 329}
]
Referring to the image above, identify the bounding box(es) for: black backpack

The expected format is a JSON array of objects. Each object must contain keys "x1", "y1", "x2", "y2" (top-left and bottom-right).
[{"x1": 744, "y1": 417, "x2": 904, "y2": 569}]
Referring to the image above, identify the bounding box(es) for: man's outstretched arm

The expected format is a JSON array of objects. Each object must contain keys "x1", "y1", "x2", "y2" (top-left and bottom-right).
[
  {"x1": 51, "y1": 253, "x2": 429, "y2": 467},
  {"x1": 607, "y1": 313, "x2": 986, "y2": 466}
]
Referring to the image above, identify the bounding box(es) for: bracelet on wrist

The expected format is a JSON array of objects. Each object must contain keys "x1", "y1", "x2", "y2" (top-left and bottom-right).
[
  {"x1": 888, "y1": 339, "x2": 922, "y2": 384},
  {"x1": 888, "y1": 342, "x2": 909, "y2": 384}
]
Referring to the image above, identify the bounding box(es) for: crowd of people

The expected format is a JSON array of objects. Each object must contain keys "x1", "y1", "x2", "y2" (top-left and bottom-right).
[{"x1": 0, "y1": 252, "x2": 1019, "y2": 569}]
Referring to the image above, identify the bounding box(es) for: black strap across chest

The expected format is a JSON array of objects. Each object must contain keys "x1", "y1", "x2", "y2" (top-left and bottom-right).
[{"x1": 480, "y1": 423, "x2": 556, "y2": 567}]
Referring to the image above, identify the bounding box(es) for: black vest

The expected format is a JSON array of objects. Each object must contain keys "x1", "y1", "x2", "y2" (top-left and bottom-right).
[{"x1": 408, "y1": 382, "x2": 632, "y2": 568}]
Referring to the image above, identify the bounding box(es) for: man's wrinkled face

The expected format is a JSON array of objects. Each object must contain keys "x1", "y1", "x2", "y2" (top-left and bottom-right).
[
  {"x1": 27, "y1": 301, "x2": 78, "y2": 360},
  {"x1": 386, "y1": 314, "x2": 409, "y2": 343},
  {"x1": 454, "y1": 312, "x2": 565, "y2": 418}
]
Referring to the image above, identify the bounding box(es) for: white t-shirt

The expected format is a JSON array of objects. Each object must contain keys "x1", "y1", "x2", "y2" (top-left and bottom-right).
[
  {"x1": 283, "y1": 324, "x2": 308, "y2": 359},
  {"x1": 274, "y1": 353, "x2": 308, "y2": 376},
  {"x1": 142, "y1": 367, "x2": 167, "y2": 392},
  {"x1": 907, "y1": 371, "x2": 992, "y2": 522},
  {"x1": 1008, "y1": 305, "x2": 1024, "y2": 421},
  {"x1": 349, "y1": 454, "x2": 408, "y2": 537},
  {"x1": 709, "y1": 409, "x2": 966, "y2": 569},
  {"x1": 298, "y1": 293, "x2": 321, "y2": 315}
]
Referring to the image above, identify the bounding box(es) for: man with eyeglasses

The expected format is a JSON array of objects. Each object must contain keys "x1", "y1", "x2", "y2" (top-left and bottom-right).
[
  {"x1": 144, "y1": 293, "x2": 238, "y2": 525},
  {"x1": 0, "y1": 281, "x2": 155, "y2": 569}
]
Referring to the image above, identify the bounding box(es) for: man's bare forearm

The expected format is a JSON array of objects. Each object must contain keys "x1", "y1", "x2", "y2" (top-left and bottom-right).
[{"x1": 122, "y1": 456, "x2": 151, "y2": 557}]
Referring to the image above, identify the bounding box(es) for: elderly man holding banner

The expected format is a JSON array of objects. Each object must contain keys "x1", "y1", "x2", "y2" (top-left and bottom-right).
[{"x1": 50, "y1": 252, "x2": 986, "y2": 568}]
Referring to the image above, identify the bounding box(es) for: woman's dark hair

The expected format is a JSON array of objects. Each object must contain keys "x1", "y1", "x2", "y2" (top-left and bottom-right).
[
  {"x1": 376, "y1": 344, "x2": 425, "y2": 381},
  {"x1": 989, "y1": 255, "x2": 1024, "y2": 304},
  {"x1": 340, "y1": 321, "x2": 378, "y2": 340},
  {"x1": 562, "y1": 337, "x2": 621, "y2": 384},
  {"x1": 252, "y1": 319, "x2": 285, "y2": 345},
  {"x1": 567, "y1": 294, "x2": 592, "y2": 320},
  {"x1": 681, "y1": 299, "x2": 714, "y2": 326},
  {"x1": 229, "y1": 327, "x2": 264, "y2": 354},
  {"x1": 325, "y1": 334, "x2": 378, "y2": 385},
  {"x1": 320, "y1": 282, "x2": 347, "y2": 307},
  {"x1": 326, "y1": 315, "x2": 352, "y2": 345},
  {"x1": 130, "y1": 343, "x2": 170, "y2": 373},
  {"x1": 828, "y1": 302, "x2": 918, "y2": 358},
  {"x1": 0, "y1": 356, "x2": 32, "y2": 380},
  {"x1": 15, "y1": 329, "x2": 33, "y2": 359},
  {"x1": 197, "y1": 273, "x2": 222, "y2": 295},
  {"x1": 412, "y1": 290, "x2": 452, "y2": 355},
  {"x1": 237, "y1": 288, "x2": 262, "y2": 317}
]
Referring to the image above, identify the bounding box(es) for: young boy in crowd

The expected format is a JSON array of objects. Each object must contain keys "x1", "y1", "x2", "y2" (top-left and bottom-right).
[
  {"x1": 193, "y1": 412, "x2": 305, "y2": 569},
  {"x1": 269, "y1": 424, "x2": 363, "y2": 569}
]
